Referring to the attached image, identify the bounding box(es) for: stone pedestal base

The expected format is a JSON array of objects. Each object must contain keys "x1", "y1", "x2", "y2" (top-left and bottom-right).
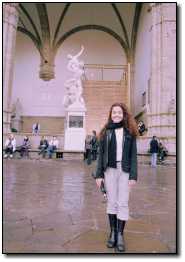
[
  {"x1": 64, "y1": 102, "x2": 86, "y2": 152},
  {"x1": 64, "y1": 128, "x2": 86, "y2": 151},
  {"x1": 63, "y1": 151, "x2": 84, "y2": 160},
  {"x1": 11, "y1": 118, "x2": 22, "y2": 132},
  {"x1": 147, "y1": 113, "x2": 176, "y2": 138}
]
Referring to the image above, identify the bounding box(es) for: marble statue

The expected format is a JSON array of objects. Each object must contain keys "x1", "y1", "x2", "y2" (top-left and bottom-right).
[
  {"x1": 11, "y1": 98, "x2": 22, "y2": 120},
  {"x1": 11, "y1": 98, "x2": 22, "y2": 131},
  {"x1": 63, "y1": 46, "x2": 85, "y2": 108}
]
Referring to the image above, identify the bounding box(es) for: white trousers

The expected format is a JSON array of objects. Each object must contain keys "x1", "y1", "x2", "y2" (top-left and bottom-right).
[
  {"x1": 104, "y1": 163, "x2": 129, "y2": 221},
  {"x1": 151, "y1": 153, "x2": 157, "y2": 167}
]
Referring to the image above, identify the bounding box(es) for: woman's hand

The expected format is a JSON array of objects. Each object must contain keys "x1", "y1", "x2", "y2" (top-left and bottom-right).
[
  {"x1": 128, "y1": 180, "x2": 136, "y2": 186},
  {"x1": 96, "y1": 178, "x2": 104, "y2": 188}
]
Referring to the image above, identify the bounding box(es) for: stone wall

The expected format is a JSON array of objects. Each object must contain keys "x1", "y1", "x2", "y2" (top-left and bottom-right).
[
  {"x1": 83, "y1": 80, "x2": 128, "y2": 135},
  {"x1": 21, "y1": 116, "x2": 65, "y2": 134},
  {"x1": 137, "y1": 135, "x2": 176, "y2": 155}
]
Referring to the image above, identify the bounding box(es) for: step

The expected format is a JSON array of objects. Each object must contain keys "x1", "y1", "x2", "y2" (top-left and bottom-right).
[
  {"x1": 3, "y1": 149, "x2": 84, "y2": 161},
  {"x1": 138, "y1": 154, "x2": 176, "y2": 166},
  {"x1": 3, "y1": 133, "x2": 64, "y2": 150}
]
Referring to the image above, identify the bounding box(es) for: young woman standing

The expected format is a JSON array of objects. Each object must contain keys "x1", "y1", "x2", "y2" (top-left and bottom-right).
[{"x1": 94, "y1": 103, "x2": 138, "y2": 252}]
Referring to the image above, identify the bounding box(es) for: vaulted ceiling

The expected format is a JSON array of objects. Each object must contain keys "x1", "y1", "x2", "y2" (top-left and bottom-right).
[{"x1": 17, "y1": 3, "x2": 142, "y2": 61}]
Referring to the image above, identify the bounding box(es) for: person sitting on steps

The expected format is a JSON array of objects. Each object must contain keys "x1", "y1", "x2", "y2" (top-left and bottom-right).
[
  {"x1": 4, "y1": 134, "x2": 16, "y2": 159},
  {"x1": 47, "y1": 136, "x2": 59, "y2": 159},
  {"x1": 18, "y1": 136, "x2": 31, "y2": 158},
  {"x1": 38, "y1": 136, "x2": 49, "y2": 158}
]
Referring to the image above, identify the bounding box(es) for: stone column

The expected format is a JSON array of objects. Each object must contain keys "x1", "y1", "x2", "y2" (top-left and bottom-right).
[
  {"x1": 3, "y1": 3, "x2": 19, "y2": 133},
  {"x1": 147, "y1": 3, "x2": 176, "y2": 153},
  {"x1": 129, "y1": 61, "x2": 135, "y2": 114},
  {"x1": 127, "y1": 63, "x2": 131, "y2": 110}
]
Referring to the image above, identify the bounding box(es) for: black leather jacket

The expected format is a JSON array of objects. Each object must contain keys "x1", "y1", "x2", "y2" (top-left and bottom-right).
[{"x1": 95, "y1": 128, "x2": 137, "y2": 181}]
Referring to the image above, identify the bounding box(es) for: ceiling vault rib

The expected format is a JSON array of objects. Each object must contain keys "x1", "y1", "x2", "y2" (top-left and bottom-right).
[
  {"x1": 36, "y1": 3, "x2": 51, "y2": 44},
  {"x1": 17, "y1": 26, "x2": 42, "y2": 54},
  {"x1": 54, "y1": 24, "x2": 128, "y2": 58},
  {"x1": 17, "y1": 3, "x2": 142, "y2": 66},
  {"x1": 19, "y1": 4, "x2": 41, "y2": 45},
  {"x1": 131, "y1": 3, "x2": 142, "y2": 53},
  {"x1": 18, "y1": 16, "x2": 27, "y2": 29},
  {"x1": 111, "y1": 3, "x2": 130, "y2": 48},
  {"x1": 53, "y1": 3, "x2": 71, "y2": 47}
]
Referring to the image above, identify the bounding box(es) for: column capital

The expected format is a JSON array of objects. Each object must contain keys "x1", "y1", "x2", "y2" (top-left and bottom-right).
[
  {"x1": 150, "y1": 3, "x2": 176, "y2": 23},
  {"x1": 3, "y1": 2, "x2": 19, "y2": 27},
  {"x1": 149, "y1": 3, "x2": 162, "y2": 8},
  {"x1": 3, "y1": 3, "x2": 19, "y2": 8},
  {"x1": 3, "y1": 3, "x2": 19, "y2": 16}
]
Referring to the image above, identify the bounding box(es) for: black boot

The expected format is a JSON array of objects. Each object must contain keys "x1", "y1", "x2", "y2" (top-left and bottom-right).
[
  {"x1": 107, "y1": 214, "x2": 117, "y2": 248},
  {"x1": 116, "y1": 219, "x2": 126, "y2": 252}
]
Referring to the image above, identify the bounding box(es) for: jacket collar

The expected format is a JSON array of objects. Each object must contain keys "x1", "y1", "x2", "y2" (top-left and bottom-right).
[
  {"x1": 107, "y1": 127, "x2": 130, "y2": 144},
  {"x1": 124, "y1": 127, "x2": 130, "y2": 135},
  {"x1": 107, "y1": 127, "x2": 130, "y2": 135}
]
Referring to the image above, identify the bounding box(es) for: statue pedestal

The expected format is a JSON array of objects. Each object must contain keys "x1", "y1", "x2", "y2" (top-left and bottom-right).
[
  {"x1": 64, "y1": 102, "x2": 86, "y2": 151},
  {"x1": 11, "y1": 117, "x2": 22, "y2": 132}
]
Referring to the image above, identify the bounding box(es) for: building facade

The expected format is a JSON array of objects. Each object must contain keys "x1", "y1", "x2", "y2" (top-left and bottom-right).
[{"x1": 3, "y1": 3, "x2": 176, "y2": 154}]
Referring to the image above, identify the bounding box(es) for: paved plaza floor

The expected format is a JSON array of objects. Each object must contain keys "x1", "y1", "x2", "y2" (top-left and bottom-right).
[{"x1": 3, "y1": 159, "x2": 176, "y2": 254}]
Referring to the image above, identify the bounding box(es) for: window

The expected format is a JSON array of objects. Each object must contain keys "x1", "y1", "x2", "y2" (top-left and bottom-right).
[{"x1": 69, "y1": 116, "x2": 83, "y2": 128}]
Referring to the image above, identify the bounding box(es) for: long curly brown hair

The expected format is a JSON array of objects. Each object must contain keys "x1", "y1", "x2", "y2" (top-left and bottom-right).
[{"x1": 99, "y1": 102, "x2": 138, "y2": 139}]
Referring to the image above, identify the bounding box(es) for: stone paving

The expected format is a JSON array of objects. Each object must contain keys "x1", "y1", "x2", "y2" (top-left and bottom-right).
[{"x1": 3, "y1": 159, "x2": 176, "y2": 253}]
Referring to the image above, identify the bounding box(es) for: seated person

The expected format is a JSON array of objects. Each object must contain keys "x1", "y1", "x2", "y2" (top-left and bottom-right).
[
  {"x1": 38, "y1": 136, "x2": 49, "y2": 158},
  {"x1": 18, "y1": 136, "x2": 31, "y2": 158},
  {"x1": 4, "y1": 134, "x2": 16, "y2": 158},
  {"x1": 32, "y1": 122, "x2": 40, "y2": 135},
  {"x1": 138, "y1": 120, "x2": 147, "y2": 136},
  {"x1": 47, "y1": 136, "x2": 59, "y2": 159},
  {"x1": 158, "y1": 142, "x2": 168, "y2": 162}
]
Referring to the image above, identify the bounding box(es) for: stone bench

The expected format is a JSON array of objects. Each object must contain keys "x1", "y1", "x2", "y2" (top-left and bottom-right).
[
  {"x1": 3, "y1": 148, "x2": 85, "y2": 160},
  {"x1": 3, "y1": 133, "x2": 64, "y2": 152},
  {"x1": 29, "y1": 149, "x2": 84, "y2": 160}
]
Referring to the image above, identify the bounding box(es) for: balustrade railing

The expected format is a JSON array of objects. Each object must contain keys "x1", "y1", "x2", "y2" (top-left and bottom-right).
[{"x1": 83, "y1": 64, "x2": 127, "y2": 81}]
